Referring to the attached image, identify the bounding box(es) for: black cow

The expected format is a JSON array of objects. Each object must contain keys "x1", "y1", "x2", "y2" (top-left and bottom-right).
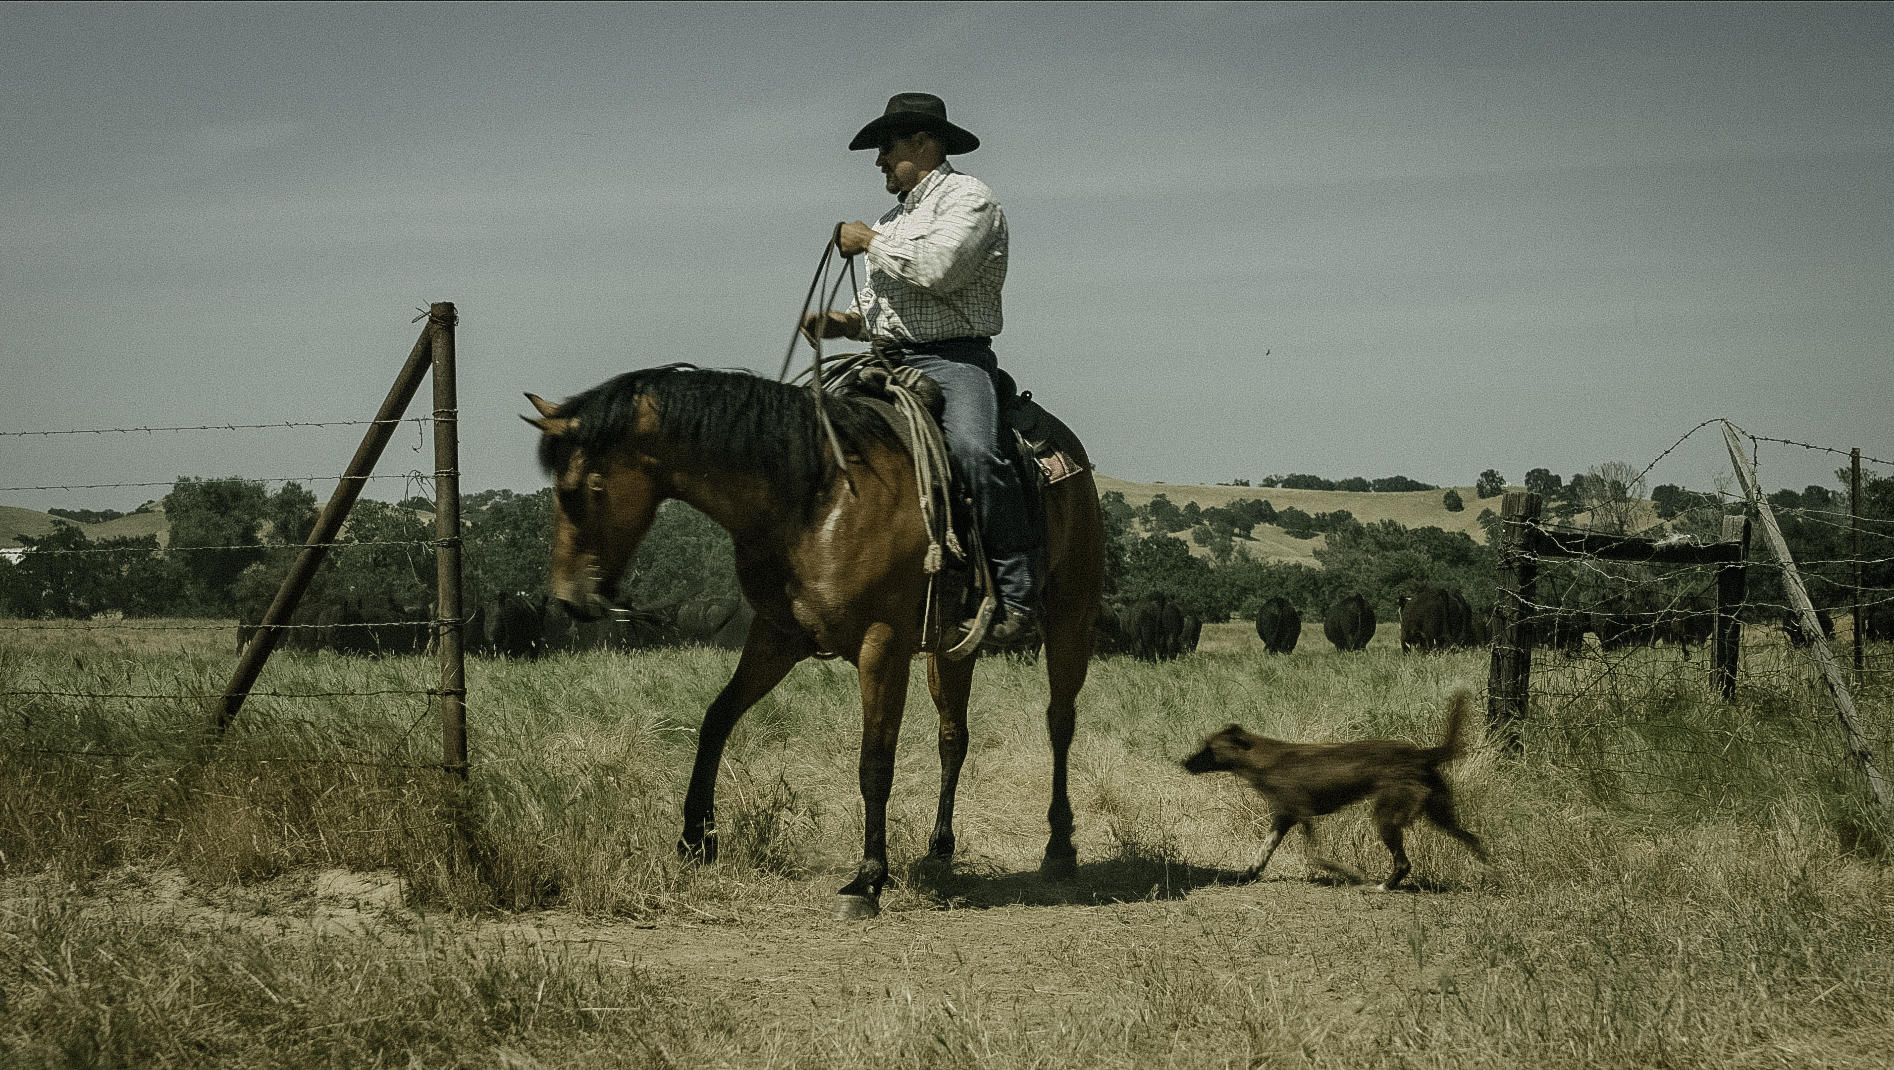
[
  {"x1": 1782, "y1": 607, "x2": 1835, "y2": 647},
  {"x1": 1128, "y1": 592, "x2": 1186, "y2": 662},
  {"x1": 1657, "y1": 596, "x2": 1715, "y2": 654},
  {"x1": 362, "y1": 600, "x2": 429, "y2": 656},
  {"x1": 540, "y1": 597, "x2": 660, "y2": 653},
  {"x1": 1591, "y1": 594, "x2": 1664, "y2": 651},
  {"x1": 1461, "y1": 598, "x2": 1489, "y2": 648},
  {"x1": 1180, "y1": 614, "x2": 1203, "y2": 655},
  {"x1": 1537, "y1": 609, "x2": 1587, "y2": 655},
  {"x1": 673, "y1": 596, "x2": 755, "y2": 650},
  {"x1": 1323, "y1": 594, "x2": 1375, "y2": 652},
  {"x1": 1865, "y1": 603, "x2": 1894, "y2": 643},
  {"x1": 1254, "y1": 596, "x2": 1301, "y2": 654},
  {"x1": 236, "y1": 594, "x2": 324, "y2": 652},
  {"x1": 1399, "y1": 587, "x2": 1469, "y2": 653},
  {"x1": 485, "y1": 593, "x2": 546, "y2": 658},
  {"x1": 1089, "y1": 599, "x2": 1135, "y2": 657},
  {"x1": 319, "y1": 600, "x2": 370, "y2": 656}
]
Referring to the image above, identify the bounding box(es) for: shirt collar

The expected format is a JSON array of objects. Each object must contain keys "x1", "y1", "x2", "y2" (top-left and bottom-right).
[{"x1": 898, "y1": 160, "x2": 957, "y2": 206}]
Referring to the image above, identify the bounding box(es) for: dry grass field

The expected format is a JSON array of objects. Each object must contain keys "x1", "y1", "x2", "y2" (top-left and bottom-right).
[{"x1": 4, "y1": 618, "x2": 1893, "y2": 1068}]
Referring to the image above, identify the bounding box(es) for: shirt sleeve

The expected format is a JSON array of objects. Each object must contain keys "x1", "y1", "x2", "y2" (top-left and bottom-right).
[{"x1": 864, "y1": 180, "x2": 1002, "y2": 294}]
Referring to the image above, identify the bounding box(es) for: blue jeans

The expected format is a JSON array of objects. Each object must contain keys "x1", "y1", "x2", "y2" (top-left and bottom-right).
[{"x1": 884, "y1": 339, "x2": 1039, "y2": 613}]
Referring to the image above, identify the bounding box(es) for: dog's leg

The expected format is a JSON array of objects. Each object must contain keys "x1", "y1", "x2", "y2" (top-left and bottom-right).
[
  {"x1": 1300, "y1": 821, "x2": 1365, "y2": 884},
  {"x1": 1422, "y1": 791, "x2": 1489, "y2": 863},
  {"x1": 1373, "y1": 821, "x2": 1412, "y2": 891},
  {"x1": 1372, "y1": 789, "x2": 1427, "y2": 891},
  {"x1": 1241, "y1": 814, "x2": 1296, "y2": 882}
]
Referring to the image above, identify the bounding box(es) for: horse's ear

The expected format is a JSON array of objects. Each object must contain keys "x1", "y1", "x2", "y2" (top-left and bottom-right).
[
  {"x1": 522, "y1": 393, "x2": 576, "y2": 436},
  {"x1": 522, "y1": 413, "x2": 578, "y2": 436}
]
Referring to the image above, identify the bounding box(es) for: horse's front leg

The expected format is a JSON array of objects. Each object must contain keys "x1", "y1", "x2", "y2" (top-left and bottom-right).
[
  {"x1": 679, "y1": 627, "x2": 805, "y2": 863},
  {"x1": 924, "y1": 652, "x2": 976, "y2": 862},
  {"x1": 1038, "y1": 596, "x2": 1094, "y2": 880},
  {"x1": 836, "y1": 623, "x2": 915, "y2": 920}
]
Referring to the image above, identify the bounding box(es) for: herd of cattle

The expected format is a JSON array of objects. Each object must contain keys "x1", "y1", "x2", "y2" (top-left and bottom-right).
[
  {"x1": 244, "y1": 586, "x2": 1890, "y2": 661},
  {"x1": 1090, "y1": 591, "x2": 1205, "y2": 661}
]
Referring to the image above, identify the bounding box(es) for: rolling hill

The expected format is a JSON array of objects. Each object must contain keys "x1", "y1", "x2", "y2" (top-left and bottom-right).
[
  {"x1": 0, "y1": 505, "x2": 167, "y2": 549},
  {"x1": 1093, "y1": 474, "x2": 1500, "y2": 567}
]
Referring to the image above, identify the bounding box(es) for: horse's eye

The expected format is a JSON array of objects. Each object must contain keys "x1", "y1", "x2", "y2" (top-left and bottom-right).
[{"x1": 586, "y1": 472, "x2": 607, "y2": 495}]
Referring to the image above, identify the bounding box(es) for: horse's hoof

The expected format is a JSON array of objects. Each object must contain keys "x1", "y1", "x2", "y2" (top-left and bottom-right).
[
  {"x1": 1039, "y1": 852, "x2": 1077, "y2": 882},
  {"x1": 835, "y1": 894, "x2": 880, "y2": 921}
]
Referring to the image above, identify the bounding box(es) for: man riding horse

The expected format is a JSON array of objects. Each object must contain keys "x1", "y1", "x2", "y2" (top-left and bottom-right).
[{"x1": 803, "y1": 92, "x2": 1041, "y2": 647}]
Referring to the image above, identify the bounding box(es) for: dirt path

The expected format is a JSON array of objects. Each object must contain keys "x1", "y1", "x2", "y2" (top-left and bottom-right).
[{"x1": 14, "y1": 859, "x2": 1472, "y2": 1061}]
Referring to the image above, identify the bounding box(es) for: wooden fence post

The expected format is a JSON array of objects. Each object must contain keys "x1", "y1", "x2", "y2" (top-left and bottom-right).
[
  {"x1": 431, "y1": 303, "x2": 467, "y2": 778},
  {"x1": 1723, "y1": 421, "x2": 1888, "y2": 809},
  {"x1": 1486, "y1": 490, "x2": 1540, "y2": 748},
  {"x1": 1852, "y1": 448, "x2": 1864, "y2": 680},
  {"x1": 1714, "y1": 514, "x2": 1750, "y2": 703}
]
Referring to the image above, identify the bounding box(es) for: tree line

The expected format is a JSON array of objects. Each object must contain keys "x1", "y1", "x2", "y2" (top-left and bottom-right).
[
  {"x1": 1101, "y1": 490, "x2": 1496, "y2": 625},
  {"x1": 0, "y1": 478, "x2": 738, "y2": 621},
  {"x1": 6, "y1": 469, "x2": 1888, "y2": 633},
  {"x1": 1102, "y1": 466, "x2": 1894, "y2": 631}
]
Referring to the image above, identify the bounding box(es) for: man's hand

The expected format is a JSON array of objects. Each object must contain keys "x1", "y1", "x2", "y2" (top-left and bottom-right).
[
  {"x1": 835, "y1": 221, "x2": 877, "y2": 257},
  {"x1": 800, "y1": 310, "x2": 864, "y2": 345}
]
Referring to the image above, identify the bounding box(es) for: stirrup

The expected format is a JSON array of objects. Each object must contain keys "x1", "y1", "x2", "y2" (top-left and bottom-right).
[{"x1": 942, "y1": 594, "x2": 998, "y2": 661}]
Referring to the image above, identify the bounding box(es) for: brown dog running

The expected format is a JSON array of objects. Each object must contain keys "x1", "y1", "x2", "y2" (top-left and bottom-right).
[{"x1": 1181, "y1": 689, "x2": 1487, "y2": 890}]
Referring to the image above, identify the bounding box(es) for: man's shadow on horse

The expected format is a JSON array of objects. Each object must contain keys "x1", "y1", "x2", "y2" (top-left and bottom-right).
[{"x1": 526, "y1": 362, "x2": 1104, "y2": 919}]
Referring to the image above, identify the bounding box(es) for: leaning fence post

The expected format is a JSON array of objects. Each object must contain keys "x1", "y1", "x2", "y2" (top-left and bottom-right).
[
  {"x1": 1723, "y1": 421, "x2": 1888, "y2": 809},
  {"x1": 216, "y1": 309, "x2": 447, "y2": 732},
  {"x1": 1714, "y1": 514, "x2": 1750, "y2": 703},
  {"x1": 1486, "y1": 490, "x2": 1540, "y2": 749},
  {"x1": 431, "y1": 304, "x2": 467, "y2": 778}
]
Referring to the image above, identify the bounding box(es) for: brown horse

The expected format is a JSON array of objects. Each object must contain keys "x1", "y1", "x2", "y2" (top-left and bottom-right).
[{"x1": 526, "y1": 364, "x2": 1103, "y2": 919}]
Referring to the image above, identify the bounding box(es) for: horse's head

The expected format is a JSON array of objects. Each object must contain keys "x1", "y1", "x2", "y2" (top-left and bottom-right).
[{"x1": 525, "y1": 392, "x2": 663, "y2": 622}]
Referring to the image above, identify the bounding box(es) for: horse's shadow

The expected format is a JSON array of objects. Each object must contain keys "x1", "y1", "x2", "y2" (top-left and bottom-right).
[
  {"x1": 899, "y1": 851, "x2": 1243, "y2": 909},
  {"x1": 896, "y1": 854, "x2": 1474, "y2": 908}
]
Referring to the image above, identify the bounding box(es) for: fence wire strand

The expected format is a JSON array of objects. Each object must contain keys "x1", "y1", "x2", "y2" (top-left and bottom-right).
[
  {"x1": 0, "y1": 418, "x2": 432, "y2": 438},
  {"x1": 1506, "y1": 426, "x2": 1893, "y2": 817}
]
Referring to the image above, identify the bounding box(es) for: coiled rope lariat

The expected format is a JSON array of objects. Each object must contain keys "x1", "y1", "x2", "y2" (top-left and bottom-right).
[
  {"x1": 779, "y1": 232, "x2": 961, "y2": 576},
  {"x1": 818, "y1": 354, "x2": 962, "y2": 576},
  {"x1": 780, "y1": 228, "x2": 862, "y2": 492}
]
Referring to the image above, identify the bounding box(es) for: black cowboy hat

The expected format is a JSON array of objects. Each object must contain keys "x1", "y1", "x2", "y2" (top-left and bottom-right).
[{"x1": 848, "y1": 92, "x2": 980, "y2": 155}]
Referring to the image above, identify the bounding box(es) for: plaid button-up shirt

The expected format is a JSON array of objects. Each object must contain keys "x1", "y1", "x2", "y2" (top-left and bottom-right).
[{"x1": 853, "y1": 161, "x2": 1008, "y2": 343}]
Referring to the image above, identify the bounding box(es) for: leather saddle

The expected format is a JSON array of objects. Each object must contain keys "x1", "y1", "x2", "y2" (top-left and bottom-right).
[{"x1": 829, "y1": 358, "x2": 1088, "y2": 655}]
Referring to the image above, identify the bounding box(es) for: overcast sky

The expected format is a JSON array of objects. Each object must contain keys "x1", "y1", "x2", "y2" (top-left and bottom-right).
[{"x1": 4, "y1": 1, "x2": 1889, "y2": 514}]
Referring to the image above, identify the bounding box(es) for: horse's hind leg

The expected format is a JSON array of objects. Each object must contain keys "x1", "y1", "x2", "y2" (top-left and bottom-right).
[
  {"x1": 924, "y1": 653, "x2": 976, "y2": 862},
  {"x1": 1039, "y1": 606, "x2": 1093, "y2": 880},
  {"x1": 678, "y1": 628, "x2": 804, "y2": 863}
]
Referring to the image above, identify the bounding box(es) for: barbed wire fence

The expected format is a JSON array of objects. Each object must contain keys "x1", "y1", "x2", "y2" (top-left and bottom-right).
[
  {"x1": 0, "y1": 305, "x2": 472, "y2": 795},
  {"x1": 1485, "y1": 420, "x2": 1894, "y2": 839}
]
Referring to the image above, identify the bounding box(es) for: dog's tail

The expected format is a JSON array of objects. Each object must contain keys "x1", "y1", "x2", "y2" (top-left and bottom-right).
[{"x1": 1433, "y1": 688, "x2": 1475, "y2": 762}]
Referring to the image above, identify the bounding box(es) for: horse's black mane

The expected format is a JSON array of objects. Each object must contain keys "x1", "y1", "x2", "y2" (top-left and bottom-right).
[{"x1": 537, "y1": 364, "x2": 900, "y2": 513}]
